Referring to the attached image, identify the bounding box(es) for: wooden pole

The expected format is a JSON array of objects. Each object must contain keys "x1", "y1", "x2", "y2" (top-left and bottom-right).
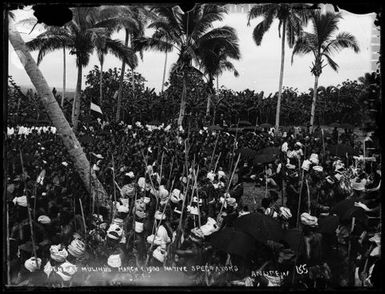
[
  {"x1": 79, "y1": 198, "x2": 87, "y2": 235},
  {"x1": 145, "y1": 178, "x2": 175, "y2": 266},
  {"x1": 112, "y1": 154, "x2": 117, "y2": 219},
  {"x1": 296, "y1": 170, "x2": 305, "y2": 228},
  {"x1": 19, "y1": 150, "x2": 38, "y2": 262},
  {"x1": 213, "y1": 152, "x2": 222, "y2": 173},
  {"x1": 210, "y1": 132, "x2": 220, "y2": 170},
  {"x1": 218, "y1": 154, "x2": 241, "y2": 217}
]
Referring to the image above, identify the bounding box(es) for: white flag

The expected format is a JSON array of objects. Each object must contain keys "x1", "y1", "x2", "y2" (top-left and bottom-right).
[{"x1": 90, "y1": 102, "x2": 103, "y2": 114}]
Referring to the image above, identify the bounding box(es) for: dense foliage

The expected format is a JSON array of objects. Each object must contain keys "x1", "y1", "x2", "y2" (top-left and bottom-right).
[{"x1": 7, "y1": 70, "x2": 380, "y2": 130}]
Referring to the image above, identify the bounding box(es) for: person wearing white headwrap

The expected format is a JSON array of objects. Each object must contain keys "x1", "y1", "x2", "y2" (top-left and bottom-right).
[
  {"x1": 24, "y1": 257, "x2": 42, "y2": 272},
  {"x1": 301, "y1": 160, "x2": 311, "y2": 171},
  {"x1": 49, "y1": 244, "x2": 68, "y2": 262},
  {"x1": 38, "y1": 215, "x2": 51, "y2": 224},
  {"x1": 56, "y1": 261, "x2": 77, "y2": 281},
  {"x1": 67, "y1": 239, "x2": 86, "y2": 258},
  {"x1": 146, "y1": 224, "x2": 171, "y2": 245},
  {"x1": 300, "y1": 213, "x2": 318, "y2": 227},
  {"x1": 107, "y1": 254, "x2": 122, "y2": 268},
  {"x1": 12, "y1": 195, "x2": 27, "y2": 207}
]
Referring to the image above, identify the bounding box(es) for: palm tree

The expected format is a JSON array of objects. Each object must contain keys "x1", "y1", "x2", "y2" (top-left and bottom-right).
[
  {"x1": 135, "y1": 4, "x2": 239, "y2": 127},
  {"x1": 105, "y1": 6, "x2": 154, "y2": 123},
  {"x1": 292, "y1": 11, "x2": 359, "y2": 132},
  {"x1": 16, "y1": 18, "x2": 68, "y2": 108},
  {"x1": 26, "y1": 7, "x2": 138, "y2": 132},
  {"x1": 247, "y1": 3, "x2": 309, "y2": 131},
  {"x1": 9, "y1": 15, "x2": 108, "y2": 202},
  {"x1": 198, "y1": 40, "x2": 240, "y2": 117}
]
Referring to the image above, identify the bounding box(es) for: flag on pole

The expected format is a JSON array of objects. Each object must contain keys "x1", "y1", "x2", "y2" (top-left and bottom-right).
[{"x1": 90, "y1": 102, "x2": 103, "y2": 114}]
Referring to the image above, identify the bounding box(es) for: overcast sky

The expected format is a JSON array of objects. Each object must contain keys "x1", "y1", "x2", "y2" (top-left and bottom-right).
[{"x1": 8, "y1": 4, "x2": 376, "y2": 95}]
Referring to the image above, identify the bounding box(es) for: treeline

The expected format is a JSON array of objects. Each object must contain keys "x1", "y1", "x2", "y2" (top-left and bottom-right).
[{"x1": 7, "y1": 69, "x2": 380, "y2": 131}]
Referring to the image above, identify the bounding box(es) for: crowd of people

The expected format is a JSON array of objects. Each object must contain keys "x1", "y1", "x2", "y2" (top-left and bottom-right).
[{"x1": 6, "y1": 119, "x2": 381, "y2": 288}]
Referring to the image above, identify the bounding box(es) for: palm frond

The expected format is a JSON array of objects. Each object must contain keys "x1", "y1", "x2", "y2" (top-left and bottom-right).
[
  {"x1": 291, "y1": 33, "x2": 316, "y2": 63},
  {"x1": 322, "y1": 53, "x2": 339, "y2": 72},
  {"x1": 105, "y1": 39, "x2": 138, "y2": 69},
  {"x1": 252, "y1": 15, "x2": 274, "y2": 46},
  {"x1": 247, "y1": 3, "x2": 278, "y2": 25},
  {"x1": 133, "y1": 36, "x2": 173, "y2": 53},
  {"x1": 323, "y1": 32, "x2": 360, "y2": 55},
  {"x1": 190, "y1": 4, "x2": 227, "y2": 40}
]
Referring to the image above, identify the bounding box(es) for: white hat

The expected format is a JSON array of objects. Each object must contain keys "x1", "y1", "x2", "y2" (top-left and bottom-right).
[
  {"x1": 154, "y1": 210, "x2": 166, "y2": 220},
  {"x1": 107, "y1": 223, "x2": 123, "y2": 240},
  {"x1": 116, "y1": 202, "x2": 129, "y2": 213},
  {"x1": 351, "y1": 178, "x2": 366, "y2": 191},
  {"x1": 143, "y1": 196, "x2": 151, "y2": 204},
  {"x1": 135, "y1": 221, "x2": 144, "y2": 233},
  {"x1": 158, "y1": 185, "x2": 169, "y2": 201},
  {"x1": 309, "y1": 153, "x2": 319, "y2": 165},
  {"x1": 67, "y1": 239, "x2": 86, "y2": 258},
  {"x1": 24, "y1": 257, "x2": 42, "y2": 272},
  {"x1": 187, "y1": 205, "x2": 199, "y2": 216},
  {"x1": 152, "y1": 246, "x2": 167, "y2": 263},
  {"x1": 138, "y1": 177, "x2": 146, "y2": 189},
  {"x1": 369, "y1": 233, "x2": 381, "y2": 246},
  {"x1": 301, "y1": 160, "x2": 311, "y2": 171},
  {"x1": 49, "y1": 244, "x2": 68, "y2": 262},
  {"x1": 281, "y1": 142, "x2": 288, "y2": 152},
  {"x1": 300, "y1": 213, "x2": 318, "y2": 227},
  {"x1": 12, "y1": 196, "x2": 27, "y2": 207},
  {"x1": 56, "y1": 261, "x2": 77, "y2": 281},
  {"x1": 286, "y1": 163, "x2": 296, "y2": 170},
  {"x1": 107, "y1": 254, "x2": 122, "y2": 268},
  {"x1": 207, "y1": 171, "x2": 216, "y2": 182},
  {"x1": 279, "y1": 207, "x2": 292, "y2": 220},
  {"x1": 217, "y1": 171, "x2": 226, "y2": 180},
  {"x1": 312, "y1": 166, "x2": 323, "y2": 172},
  {"x1": 200, "y1": 217, "x2": 219, "y2": 236},
  {"x1": 38, "y1": 215, "x2": 51, "y2": 224},
  {"x1": 170, "y1": 189, "x2": 183, "y2": 203},
  {"x1": 125, "y1": 171, "x2": 135, "y2": 178},
  {"x1": 265, "y1": 208, "x2": 278, "y2": 218}
]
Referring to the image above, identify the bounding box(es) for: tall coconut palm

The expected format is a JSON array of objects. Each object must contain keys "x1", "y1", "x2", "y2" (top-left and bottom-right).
[
  {"x1": 103, "y1": 6, "x2": 155, "y2": 122},
  {"x1": 135, "y1": 4, "x2": 239, "y2": 127},
  {"x1": 17, "y1": 18, "x2": 68, "y2": 107},
  {"x1": 198, "y1": 40, "x2": 241, "y2": 117},
  {"x1": 26, "y1": 7, "x2": 138, "y2": 132},
  {"x1": 247, "y1": 3, "x2": 309, "y2": 131},
  {"x1": 291, "y1": 11, "x2": 359, "y2": 132},
  {"x1": 9, "y1": 15, "x2": 108, "y2": 202}
]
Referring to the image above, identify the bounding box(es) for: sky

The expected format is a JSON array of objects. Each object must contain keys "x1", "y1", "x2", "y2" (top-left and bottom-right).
[{"x1": 8, "y1": 4, "x2": 377, "y2": 96}]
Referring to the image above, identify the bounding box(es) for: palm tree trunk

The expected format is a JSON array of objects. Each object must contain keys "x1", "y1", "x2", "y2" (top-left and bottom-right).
[
  {"x1": 275, "y1": 19, "x2": 286, "y2": 132},
  {"x1": 310, "y1": 75, "x2": 320, "y2": 133},
  {"x1": 177, "y1": 74, "x2": 187, "y2": 127},
  {"x1": 115, "y1": 29, "x2": 129, "y2": 122},
  {"x1": 62, "y1": 46, "x2": 66, "y2": 108},
  {"x1": 131, "y1": 66, "x2": 135, "y2": 100},
  {"x1": 9, "y1": 17, "x2": 108, "y2": 202},
  {"x1": 72, "y1": 64, "x2": 82, "y2": 132},
  {"x1": 161, "y1": 52, "x2": 168, "y2": 94},
  {"x1": 99, "y1": 61, "x2": 103, "y2": 105},
  {"x1": 206, "y1": 94, "x2": 211, "y2": 116},
  {"x1": 206, "y1": 76, "x2": 214, "y2": 117}
]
